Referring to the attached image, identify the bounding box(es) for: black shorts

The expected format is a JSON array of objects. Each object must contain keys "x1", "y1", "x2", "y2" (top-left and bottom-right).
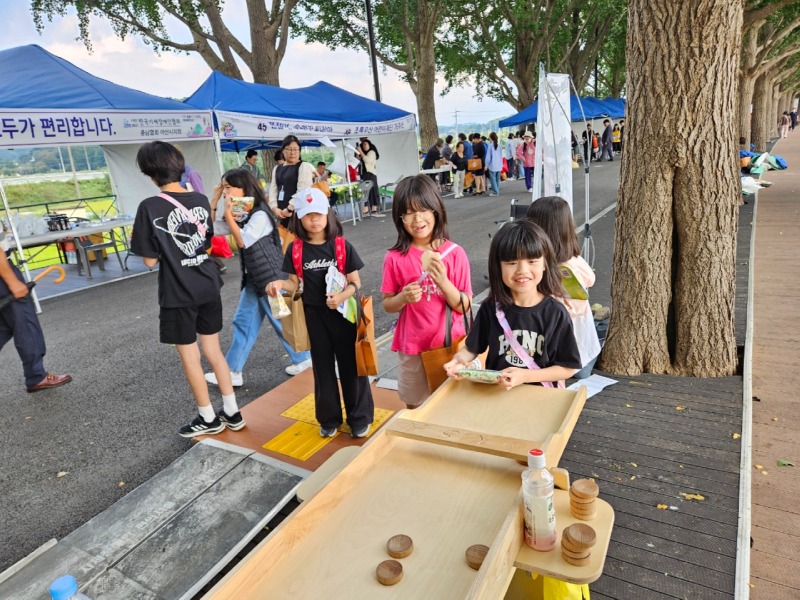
[{"x1": 159, "y1": 298, "x2": 223, "y2": 345}]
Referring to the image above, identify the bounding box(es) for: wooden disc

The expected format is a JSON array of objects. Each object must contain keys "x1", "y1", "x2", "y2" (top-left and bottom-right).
[
  {"x1": 563, "y1": 524, "x2": 597, "y2": 548},
  {"x1": 376, "y1": 560, "x2": 404, "y2": 586},
  {"x1": 465, "y1": 544, "x2": 489, "y2": 570},
  {"x1": 387, "y1": 534, "x2": 414, "y2": 558},
  {"x1": 570, "y1": 498, "x2": 596, "y2": 510},
  {"x1": 572, "y1": 510, "x2": 597, "y2": 521},
  {"x1": 570, "y1": 504, "x2": 597, "y2": 518},
  {"x1": 569, "y1": 491, "x2": 596, "y2": 505},
  {"x1": 562, "y1": 553, "x2": 591, "y2": 566},
  {"x1": 570, "y1": 479, "x2": 599, "y2": 500},
  {"x1": 561, "y1": 534, "x2": 586, "y2": 554},
  {"x1": 560, "y1": 543, "x2": 591, "y2": 560}
]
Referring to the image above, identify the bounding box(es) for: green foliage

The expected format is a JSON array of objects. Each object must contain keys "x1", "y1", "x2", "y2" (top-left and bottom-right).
[
  {"x1": 31, "y1": 0, "x2": 208, "y2": 52},
  {"x1": 4, "y1": 176, "x2": 113, "y2": 209}
]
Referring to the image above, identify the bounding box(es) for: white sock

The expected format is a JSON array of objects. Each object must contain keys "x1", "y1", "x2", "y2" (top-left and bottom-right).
[
  {"x1": 198, "y1": 403, "x2": 216, "y2": 423},
  {"x1": 222, "y1": 393, "x2": 239, "y2": 417}
]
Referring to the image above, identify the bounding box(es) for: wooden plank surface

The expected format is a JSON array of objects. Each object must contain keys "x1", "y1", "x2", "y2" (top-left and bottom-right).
[
  {"x1": 557, "y1": 373, "x2": 743, "y2": 599},
  {"x1": 206, "y1": 384, "x2": 593, "y2": 599},
  {"x1": 749, "y1": 133, "x2": 800, "y2": 598}
]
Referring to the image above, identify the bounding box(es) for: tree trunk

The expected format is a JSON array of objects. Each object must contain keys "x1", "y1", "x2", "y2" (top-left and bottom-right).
[
  {"x1": 771, "y1": 83, "x2": 782, "y2": 139},
  {"x1": 752, "y1": 73, "x2": 769, "y2": 151},
  {"x1": 415, "y1": 21, "x2": 439, "y2": 150},
  {"x1": 737, "y1": 73, "x2": 755, "y2": 144},
  {"x1": 600, "y1": 0, "x2": 741, "y2": 377}
]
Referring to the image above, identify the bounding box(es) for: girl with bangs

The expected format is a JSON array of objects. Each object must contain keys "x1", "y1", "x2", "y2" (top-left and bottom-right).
[
  {"x1": 445, "y1": 220, "x2": 580, "y2": 389},
  {"x1": 381, "y1": 175, "x2": 473, "y2": 408}
]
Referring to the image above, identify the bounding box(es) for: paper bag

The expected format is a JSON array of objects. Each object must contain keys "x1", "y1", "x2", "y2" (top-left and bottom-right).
[
  {"x1": 280, "y1": 291, "x2": 310, "y2": 351},
  {"x1": 278, "y1": 224, "x2": 296, "y2": 254},
  {"x1": 356, "y1": 295, "x2": 378, "y2": 376}
]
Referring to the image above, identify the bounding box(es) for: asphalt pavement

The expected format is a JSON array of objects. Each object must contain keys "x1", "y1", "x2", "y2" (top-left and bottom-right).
[{"x1": 0, "y1": 159, "x2": 620, "y2": 572}]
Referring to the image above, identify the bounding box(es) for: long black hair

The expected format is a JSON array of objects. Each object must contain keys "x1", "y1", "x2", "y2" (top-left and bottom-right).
[
  {"x1": 389, "y1": 175, "x2": 449, "y2": 254},
  {"x1": 487, "y1": 220, "x2": 565, "y2": 308},
  {"x1": 525, "y1": 196, "x2": 581, "y2": 264},
  {"x1": 221, "y1": 168, "x2": 274, "y2": 229}
]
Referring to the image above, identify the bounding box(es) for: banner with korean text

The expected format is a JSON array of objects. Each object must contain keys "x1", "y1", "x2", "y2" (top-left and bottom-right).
[
  {"x1": 215, "y1": 109, "x2": 417, "y2": 141},
  {"x1": 0, "y1": 109, "x2": 214, "y2": 148}
]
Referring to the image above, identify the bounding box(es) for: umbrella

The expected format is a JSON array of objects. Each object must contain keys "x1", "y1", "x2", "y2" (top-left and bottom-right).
[{"x1": 0, "y1": 265, "x2": 65, "y2": 311}]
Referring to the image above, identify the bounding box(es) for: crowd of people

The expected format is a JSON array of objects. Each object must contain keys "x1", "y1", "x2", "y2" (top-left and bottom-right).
[
  {"x1": 2, "y1": 134, "x2": 603, "y2": 442},
  {"x1": 122, "y1": 138, "x2": 601, "y2": 438}
]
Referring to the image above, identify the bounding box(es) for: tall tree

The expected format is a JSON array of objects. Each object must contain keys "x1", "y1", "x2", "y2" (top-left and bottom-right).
[
  {"x1": 296, "y1": 0, "x2": 444, "y2": 148},
  {"x1": 440, "y1": 0, "x2": 625, "y2": 112},
  {"x1": 738, "y1": 0, "x2": 800, "y2": 143},
  {"x1": 31, "y1": 0, "x2": 297, "y2": 85},
  {"x1": 600, "y1": 0, "x2": 743, "y2": 377}
]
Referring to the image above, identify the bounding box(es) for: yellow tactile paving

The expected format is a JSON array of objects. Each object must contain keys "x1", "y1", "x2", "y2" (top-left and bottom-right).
[
  {"x1": 281, "y1": 392, "x2": 394, "y2": 437},
  {"x1": 262, "y1": 421, "x2": 337, "y2": 461}
]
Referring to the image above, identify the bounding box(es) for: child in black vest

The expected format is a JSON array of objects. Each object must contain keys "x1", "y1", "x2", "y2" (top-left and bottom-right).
[{"x1": 267, "y1": 188, "x2": 374, "y2": 438}]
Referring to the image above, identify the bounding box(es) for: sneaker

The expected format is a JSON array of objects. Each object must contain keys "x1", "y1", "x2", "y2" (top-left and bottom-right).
[
  {"x1": 351, "y1": 424, "x2": 371, "y2": 439},
  {"x1": 218, "y1": 410, "x2": 246, "y2": 431},
  {"x1": 179, "y1": 415, "x2": 224, "y2": 438},
  {"x1": 285, "y1": 358, "x2": 312, "y2": 376},
  {"x1": 204, "y1": 371, "x2": 243, "y2": 387},
  {"x1": 320, "y1": 426, "x2": 338, "y2": 438}
]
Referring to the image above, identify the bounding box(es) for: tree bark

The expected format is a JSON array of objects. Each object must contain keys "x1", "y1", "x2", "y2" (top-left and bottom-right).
[
  {"x1": 600, "y1": 0, "x2": 741, "y2": 377},
  {"x1": 737, "y1": 73, "x2": 755, "y2": 144},
  {"x1": 752, "y1": 73, "x2": 769, "y2": 151}
]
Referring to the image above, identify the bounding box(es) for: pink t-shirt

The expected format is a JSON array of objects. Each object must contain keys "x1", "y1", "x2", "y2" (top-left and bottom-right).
[{"x1": 381, "y1": 240, "x2": 473, "y2": 355}]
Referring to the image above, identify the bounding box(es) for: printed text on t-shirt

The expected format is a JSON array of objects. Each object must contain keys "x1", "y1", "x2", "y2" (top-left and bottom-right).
[
  {"x1": 497, "y1": 330, "x2": 545, "y2": 367},
  {"x1": 304, "y1": 258, "x2": 336, "y2": 271}
]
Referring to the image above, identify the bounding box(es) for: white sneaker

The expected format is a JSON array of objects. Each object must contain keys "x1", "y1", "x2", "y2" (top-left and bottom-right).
[
  {"x1": 204, "y1": 371, "x2": 243, "y2": 387},
  {"x1": 285, "y1": 358, "x2": 312, "y2": 376}
]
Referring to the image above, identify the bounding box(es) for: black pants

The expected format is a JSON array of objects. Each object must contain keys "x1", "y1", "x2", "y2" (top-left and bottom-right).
[
  {"x1": 361, "y1": 172, "x2": 380, "y2": 209},
  {"x1": 0, "y1": 262, "x2": 47, "y2": 387},
  {"x1": 304, "y1": 304, "x2": 374, "y2": 430}
]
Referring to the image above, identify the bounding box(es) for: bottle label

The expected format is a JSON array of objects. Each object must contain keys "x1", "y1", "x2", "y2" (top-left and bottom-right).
[{"x1": 523, "y1": 490, "x2": 556, "y2": 549}]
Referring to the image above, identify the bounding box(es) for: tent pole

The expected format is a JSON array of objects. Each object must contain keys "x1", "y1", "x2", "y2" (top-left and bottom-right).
[
  {"x1": 0, "y1": 180, "x2": 42, "y2": 313},
  {"x1": 342, "y1": 142, "x2": 357, "y2": 226},
  {"x1": 213, "y1": 132, "x2": 225, "y2": 179}
]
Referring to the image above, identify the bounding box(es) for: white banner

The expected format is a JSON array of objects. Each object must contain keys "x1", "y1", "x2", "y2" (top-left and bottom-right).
[
  {"x1": 0, "y1": 109, "x2": 214, "y2": 148},
  {"x1": 532, "y1": 70, "x2": 573, "y2": 210},
  {"x1": 215, "y1": 109, "x2": 417, "y2": 141}
]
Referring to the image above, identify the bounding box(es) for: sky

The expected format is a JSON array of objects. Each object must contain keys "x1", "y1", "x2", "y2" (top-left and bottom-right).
[{"x1": 3, "y1": 1, "x2": 514, "y2": 127}]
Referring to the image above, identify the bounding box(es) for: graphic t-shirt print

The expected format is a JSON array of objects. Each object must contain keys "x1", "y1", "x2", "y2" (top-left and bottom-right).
[
  {"x1": 497, "y1": 329, "x2": 545, "y2": 368},
  {"x1": 154, "y1": 206, "x2": 209, "y2": 265}
]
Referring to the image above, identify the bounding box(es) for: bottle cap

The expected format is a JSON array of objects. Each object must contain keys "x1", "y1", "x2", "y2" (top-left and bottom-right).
[
  {"x1": 50, "y1": 575, "x2": 78, "y2": 600},
  {"x1": 527, "y1": 448, "x2": 546, "y2": 468}
]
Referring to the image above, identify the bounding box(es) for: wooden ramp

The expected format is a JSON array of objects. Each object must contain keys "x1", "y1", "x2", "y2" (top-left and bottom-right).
[
  {"x1": 749, "y1": 133, "x2": 800, "y2": 598},
  {"x1": 0, "y1": 440, "x2": 304, "y2": 600}
]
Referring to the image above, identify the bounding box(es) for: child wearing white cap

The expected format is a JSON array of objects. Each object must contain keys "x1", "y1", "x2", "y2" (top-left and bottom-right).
[{"x1": 267, "y1": 188, "x2": 374, "y2": 438}]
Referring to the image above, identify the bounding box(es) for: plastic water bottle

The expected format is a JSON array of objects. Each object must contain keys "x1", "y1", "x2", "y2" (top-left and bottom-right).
[
  {"x1": 522, "y1": 448, "x2": 557, "y2": 551},
  {"x1": 49, "y1": 575, "x2": 91, "y2": 600}
]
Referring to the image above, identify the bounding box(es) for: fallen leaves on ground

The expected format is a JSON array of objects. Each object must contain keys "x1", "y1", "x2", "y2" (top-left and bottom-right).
[
  {"x1": 675, "y1": 406, "x2": 686, "y2": 411},
  {"x1": 630, "y1": 462, "x2": 638, "y2": 468},
  {"x1": 679, "y1": 492, "x2": 705, "y2": 501},
  {"x1": 118, "y1": 481, "x2": 126, "y2": 487},
  {"x1": 777, "y1": 460, "x2": 795, "y2": 467},
  {"x1": 657, "y1": 504, "x2": 668, "y2": 510},
  {"x1": 732, "y1": 433, "x2": 741, "y2": 439},
  {"x1": 625, "y1": 404, "x2": 632, "y2": 408},
  {"x1": 56, "y1": 471, "x2": 68, "y2": 478},
  {"x1": 755, "y1": 464, "x2": 763, "y2": 470}
]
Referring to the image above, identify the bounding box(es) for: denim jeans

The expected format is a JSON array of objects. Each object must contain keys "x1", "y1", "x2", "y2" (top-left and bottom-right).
[
  {"x1": 524, "y1": 166, "x2": 534, "y2": 190},
  {"x1": 226, "y1": 282, "x2": 310, "y2": 372},
  {"x1": 488, "y1": 170, "x2": 500, "y2": 195}
]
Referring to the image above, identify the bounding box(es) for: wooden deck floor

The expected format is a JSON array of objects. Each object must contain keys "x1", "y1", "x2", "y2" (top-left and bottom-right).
[{"x1": 749, "y1": 133, "x2": 800, "y2": 599}]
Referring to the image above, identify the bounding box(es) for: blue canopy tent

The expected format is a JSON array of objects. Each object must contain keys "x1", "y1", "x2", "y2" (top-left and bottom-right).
[
  {"x1": 0, "y1": 45, "x2": 217, "y2": 308},
  {"x1": 183, "y1": 72, "x2": 419, "y2": 179},
  {"x1": 499, "y1": 95, "x2": 613, "y2": 127},
  {"x1": 601, "y1": 98, "x2": 626, "y2": 119}
]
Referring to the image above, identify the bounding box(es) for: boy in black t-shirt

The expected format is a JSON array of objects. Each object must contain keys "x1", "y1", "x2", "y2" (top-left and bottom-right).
[{"x1": 132, "y1": 141, "x2": 244, "y2": 438}]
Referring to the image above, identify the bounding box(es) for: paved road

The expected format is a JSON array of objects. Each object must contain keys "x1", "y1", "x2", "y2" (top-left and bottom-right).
[{"x1": 0, "y1": 160, "x2": 620, "y2": 571}]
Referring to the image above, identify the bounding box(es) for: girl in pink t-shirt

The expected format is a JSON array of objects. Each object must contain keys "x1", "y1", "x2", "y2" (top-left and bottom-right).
[{"x1": 381, "y1": 175, "x2": 473, "y2": 408}]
